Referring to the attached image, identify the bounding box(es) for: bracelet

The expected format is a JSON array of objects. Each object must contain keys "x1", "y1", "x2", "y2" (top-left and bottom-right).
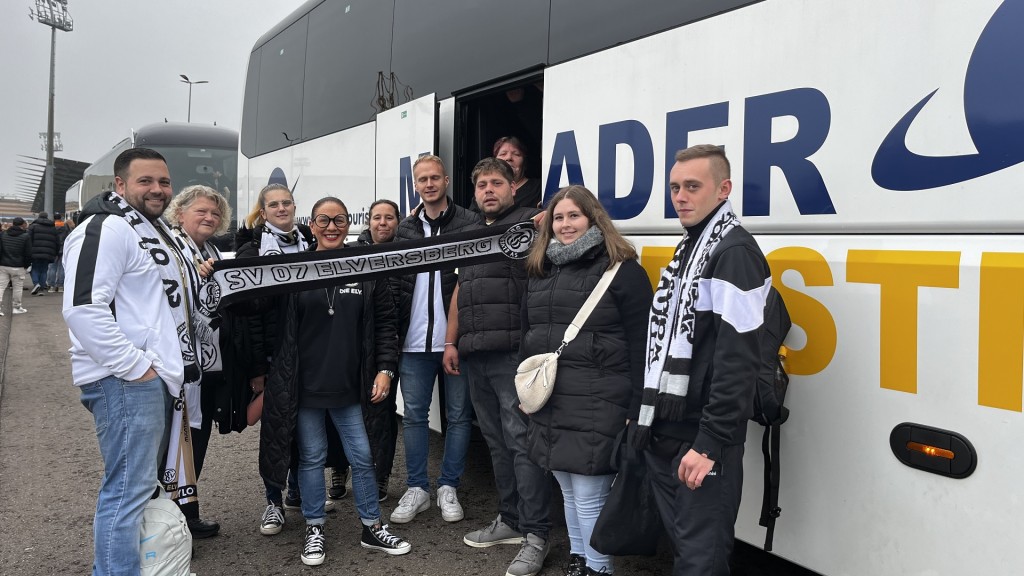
[
  {"x1": 378, "y1": 369, "x2": 396, "y2": 379},
  {"x1": 444, "y1": 342, "x2": 456, "y2": 347}
]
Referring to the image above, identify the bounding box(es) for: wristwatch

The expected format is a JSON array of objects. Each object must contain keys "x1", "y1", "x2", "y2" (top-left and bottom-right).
[{"x1": 378, "y1": 369, "x2": 396, "y2": 379}]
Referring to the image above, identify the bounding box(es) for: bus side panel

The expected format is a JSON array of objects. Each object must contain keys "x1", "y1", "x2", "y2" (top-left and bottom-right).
[{"x1": 244, "y1": 122, "x2": 377, "y2": 229}]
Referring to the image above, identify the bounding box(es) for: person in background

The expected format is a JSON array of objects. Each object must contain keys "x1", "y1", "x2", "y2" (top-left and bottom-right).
[
  {"x1": 353, "y1": 198, "x2": 405, "y2": 500},
  {"x1": 0, "y1": 217, "x2": 32, "y2": 315},
  {"x1": 46, "y1": 212, "x2": 70, "y2": 292},
  {"x1": 447, "y1": 158, "x2": 551, "y2": 576},
  {"x1": 494, "y1": 136, "x2": 542, "y2": 210},
  {"x1": 521, "y1": 185, "x2": 653, "y2": 575},
  {"x1": 28, "y1": 211, "x2": 59, "y2": 295},
  {"x1": 259, "y1": 196, "x2": 411, "y2": 566},
  {"x1": 637, "y1": 145, "x2": 771, "y2": 576},
  {"x1": 390, "y1": 155, "x2": 477, "y2": 526},
  {"x1": 164, "y1": 185, "x2": 233, "y2": 539}
]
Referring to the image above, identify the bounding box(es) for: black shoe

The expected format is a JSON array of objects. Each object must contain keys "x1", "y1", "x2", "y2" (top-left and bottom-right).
[
  {"x1": 566, "y1": 554, "x2": 587, "y2": 576},
  {"x1": 187, "y1": 517, "x2": 220, "y2": 539},
  {"x1": 360, "y1": 523, "x2": 411, "y2": 555},
  {"x1": 284, "y1": 494, "x2": 302, "y2": 510},
  {"x1": 30, "y1": 285, "x2": 42, "y2": 295},
  {"x1": 328, "y1": 467, "x2": 349, "y2": 499},
  {"x1": 378, "y1": 476, "x2": 389, "y2": 502}
]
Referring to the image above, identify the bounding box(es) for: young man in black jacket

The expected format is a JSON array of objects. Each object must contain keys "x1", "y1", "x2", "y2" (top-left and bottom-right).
[
  {"x1": 637, "y1": 145, "x2": 772, "y2": 576},
  {"x1": 0, "y1": 217, "x2": 33, "y2": 315},
  {"x1": 444, "y1": 158, "x2": 551, "y2": 576},
  {"x1": 390, "y1": 155, "x2": 478, "y2": 526}
]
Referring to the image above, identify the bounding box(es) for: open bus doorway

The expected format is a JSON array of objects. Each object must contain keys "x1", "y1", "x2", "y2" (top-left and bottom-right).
[{"x1": 452, "y1": 75, "x2": 544, "y2": 210}]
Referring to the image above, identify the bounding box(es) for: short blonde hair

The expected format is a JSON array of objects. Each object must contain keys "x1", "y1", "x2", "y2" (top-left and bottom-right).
[{"x1": 165, "y1": 185, "x2": 231, "y2": 236}]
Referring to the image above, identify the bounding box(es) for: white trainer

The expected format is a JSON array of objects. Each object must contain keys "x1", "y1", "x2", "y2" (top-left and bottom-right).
[
  {"x1": 437, "y1": 485, "x2": 464, "y2": 522},
  {"x1": 389, "y1": 487, "x2": 430, "y2": 524}
]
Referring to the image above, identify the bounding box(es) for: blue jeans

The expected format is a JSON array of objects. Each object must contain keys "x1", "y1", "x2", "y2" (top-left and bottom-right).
[
  {"x1": 296, "y1": 405, "x2": 379, "y2": 525},
  {"x1": 30, "y1": 259, "x2": 49, "y2": 288},
  {"x1": 465, "y1": 351, "x2": 551, "y2": 539},
  {"x1": 80, "y1": 375, "x2": 171, "y2": 576},
  {"x1": 47, "y1": 261, "x2": 64, "y2": 288},
  {"x1": 552, "y1": 470, "x2": 616, "y2": 574},
  {"x1": 399, "y1": 352, "x2": 472, "y2": 490}
]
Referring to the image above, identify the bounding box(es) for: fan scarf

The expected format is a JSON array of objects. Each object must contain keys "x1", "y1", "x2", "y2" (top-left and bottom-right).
[
  {"x1": 104, "y1": 192, "x2": 205, "y2": 506},
  {"x1": 636, "y1": 200, "x2": 740, "y2": 446},
  {"x1": 201, "y1": 220, "x2": 538, "y2": 311}
]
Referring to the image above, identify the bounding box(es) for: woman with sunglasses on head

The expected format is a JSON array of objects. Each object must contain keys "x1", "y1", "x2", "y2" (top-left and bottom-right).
[{"x1": 259, "y1": 196, "x2": 411, "y2": 566}]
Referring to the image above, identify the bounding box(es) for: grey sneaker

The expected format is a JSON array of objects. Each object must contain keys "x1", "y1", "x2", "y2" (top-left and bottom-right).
[
  {"x1": 389, "y1": 487, "x2": 430, "y2": 524},
  {"x1": 505, "y1": 533, "x2": 549, "y2": 576},
  {"x1": 463, "y1": 515, "x2": 523, "y2": 548},
  {"x1": 12, "y1": 307, "x2": 26, "y2": 315},
  {"x1": 437, "y1": 485, "x2": 464, "y2": 522}
]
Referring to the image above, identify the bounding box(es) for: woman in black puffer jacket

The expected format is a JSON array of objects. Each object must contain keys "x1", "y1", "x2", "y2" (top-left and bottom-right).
[{"x1": 521, "y1": 185, "x2": 653, "y2": 576}]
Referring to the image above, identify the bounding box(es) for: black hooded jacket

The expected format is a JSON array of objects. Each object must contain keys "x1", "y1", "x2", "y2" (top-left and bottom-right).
[
  {"x1": 29, "y1": 217, "x2": 60, "y2": 262},
  {"x1": 0, "y1": 226, "x2": 32, "y2": 268}
]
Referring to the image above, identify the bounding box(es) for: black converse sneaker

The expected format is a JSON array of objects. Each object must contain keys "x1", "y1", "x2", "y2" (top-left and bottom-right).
[
  {"x1": 360, "y1": 523, "x2": 411, "y2": 555},
  {"x1": 301, "y1": 524, "x2": 326, "y2": 566}
]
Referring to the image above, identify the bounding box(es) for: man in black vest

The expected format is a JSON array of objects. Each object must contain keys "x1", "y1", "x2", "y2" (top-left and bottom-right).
[{"x1": 445, "y1": 158, "x2": 551, "y2": 576}]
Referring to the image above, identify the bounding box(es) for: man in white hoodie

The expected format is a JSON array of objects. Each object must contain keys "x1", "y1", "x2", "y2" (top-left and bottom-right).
[{"x1": 63, "y1": 148, "x2": 185, "y2": 576}]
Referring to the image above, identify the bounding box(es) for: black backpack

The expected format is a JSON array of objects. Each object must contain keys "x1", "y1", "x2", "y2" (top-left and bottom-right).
[{"x1": 751, "y1": 286, "x2": 792, "y2": 552}]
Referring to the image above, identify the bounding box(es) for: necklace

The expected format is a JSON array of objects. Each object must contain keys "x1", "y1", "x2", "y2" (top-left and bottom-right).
[{"x1": 325, "y1": 287, "x2": 337, "y2": 316}]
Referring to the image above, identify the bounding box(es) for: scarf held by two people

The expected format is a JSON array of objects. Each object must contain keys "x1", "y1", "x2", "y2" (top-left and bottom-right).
[{"x1": 635, "y1": 200, "x2": 740, "y2": 446}]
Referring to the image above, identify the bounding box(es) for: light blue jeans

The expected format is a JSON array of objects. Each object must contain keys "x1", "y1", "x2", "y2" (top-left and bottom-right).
[
  {"x1": 399, "y1": 352, "x2": 472, "y2": 490},
  {"x1": 552, "y1": 470, "x2": 616, "y2": 574},
  {"x1": 296, "y1": 404, "x2": 379, "y2": 526},
  {"x1": 47, "y1": 261, "x2": 64, "y2": 288},
  {"x1": 79, "y1": 375, "x2": 171, "y2": 576}
]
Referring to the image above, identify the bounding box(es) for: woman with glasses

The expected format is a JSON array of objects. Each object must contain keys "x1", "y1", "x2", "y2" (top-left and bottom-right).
[
  {"x1": 234, "y1": 185, "x2": 344, "y2": 535},
  {"x1": 260, "y1": 196, "x2": 412, "y2": 566}
]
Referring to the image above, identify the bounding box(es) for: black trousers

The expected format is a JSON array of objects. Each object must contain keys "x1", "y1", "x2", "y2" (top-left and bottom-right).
[{"x1": 644, "y1": 441, "x2": 745, "y2": 576}]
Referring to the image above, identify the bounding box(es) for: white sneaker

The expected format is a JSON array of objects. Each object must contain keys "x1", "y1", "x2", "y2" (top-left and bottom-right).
[
  {"x1": 389, "y1": 487, "x2": 430, "y2": 524},
  {"x1": 324, "y1": 498, "x2": 336, "y2": 512},
  {"x1": 437, "y1": 485, "x2": 464, "y2": 522},
  {"x1": 12, "y1": 307, "x2": 26, "y2": 315}
]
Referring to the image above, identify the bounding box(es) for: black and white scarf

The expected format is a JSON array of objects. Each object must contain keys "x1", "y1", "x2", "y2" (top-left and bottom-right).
[
  {"x1": 636, "y1": 200, "x2": 739, "y2": 445},
  {"x1": 260, "y1": 222, "x2": 308, "y2": 255},
  {"x1": 169, "y1": 226, "x2": 224, "y2": 428},
  {"x1": 104, "y1": 192, "x2": 203, "y2": 505}
]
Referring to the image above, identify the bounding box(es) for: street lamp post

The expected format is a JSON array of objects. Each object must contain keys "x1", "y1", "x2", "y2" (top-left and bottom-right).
[
  {"x1": 29, "y1": 0, "x2": 73, "y2": 216},
  {"x1": 180, "y1": 74, "x2": 208, "y2": 123}
]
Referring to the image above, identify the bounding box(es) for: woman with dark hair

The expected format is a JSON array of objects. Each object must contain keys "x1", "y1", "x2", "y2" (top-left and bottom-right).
[
  {"x1": 232, "y1": 184, "x2": 344, "y2": 535},
  {"x1": 260, "y1": 196, "x2": 411, "y2": 566},
  {"x1": 353, "y1": 198, "x2": 405, "y2": 499},
  {"x1": 494, "y1": 136, "x2": 542, "y2": 209},
  {"x1": 521, "y1": 185, "x2": 653, "y2": 575}
]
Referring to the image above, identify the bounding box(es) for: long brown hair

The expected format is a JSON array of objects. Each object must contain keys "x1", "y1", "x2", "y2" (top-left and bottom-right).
[{"x1": 525, "y1": 185, "x2": 637, "y2": 277}]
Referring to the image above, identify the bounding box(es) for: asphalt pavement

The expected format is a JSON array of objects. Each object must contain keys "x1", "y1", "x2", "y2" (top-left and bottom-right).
[{"x1": 0, "y1": 287, "x2": 675, "y2": 575}]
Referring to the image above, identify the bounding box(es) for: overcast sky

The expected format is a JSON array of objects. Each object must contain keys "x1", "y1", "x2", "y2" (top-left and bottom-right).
[{"x1": 1, "y1": 0, "x2": 304, "y2": 202}]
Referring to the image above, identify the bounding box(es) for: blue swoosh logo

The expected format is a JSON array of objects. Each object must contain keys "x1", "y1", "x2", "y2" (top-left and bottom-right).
[
  {"x1": 872, "y1": 0, "x2": 1024, "y2": 190},
  {"x1": 140, "y1": 535, "x2": 157, "y2": 545}
]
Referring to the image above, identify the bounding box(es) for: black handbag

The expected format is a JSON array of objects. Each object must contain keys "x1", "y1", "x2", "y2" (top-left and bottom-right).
[{"x1": 590, "y1": 424, "x2": 663, "y2": 556}]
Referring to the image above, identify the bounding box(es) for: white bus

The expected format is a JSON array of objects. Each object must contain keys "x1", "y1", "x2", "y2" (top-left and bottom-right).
[
  {"x1": 80, "y1": 122, "x2": 239, "y2": 238},
  {"x1": 237, "y1": 1, "x2": 1024, "y2": 573}
]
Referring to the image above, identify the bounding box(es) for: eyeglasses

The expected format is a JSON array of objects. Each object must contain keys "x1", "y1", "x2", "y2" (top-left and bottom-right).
[
  {"x1": 312, "y1": 214, "x2": 351, "y2": 228},
  {"x1": 265, "y1": 199, "x2": 294, "y2": 209}
]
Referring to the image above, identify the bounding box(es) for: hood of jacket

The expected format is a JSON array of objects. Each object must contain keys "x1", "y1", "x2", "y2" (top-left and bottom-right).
[{"x1": 80, "y1": 193, "x2": 129, "y2": 221}]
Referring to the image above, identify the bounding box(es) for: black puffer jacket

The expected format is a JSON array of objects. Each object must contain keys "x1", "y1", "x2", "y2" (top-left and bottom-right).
[
  {"x1": 455, "y1": 205, "x2": 539, "y2": 355},
  {"x1": 521, "y1": 246, "x2": 653, "y2": 476},
  {"x1": 259, "y1": 271, "x2": 399, "y2": 489},
  {"x1": 394, "y1": 198, "x2": 478, "y2": 343},
  {"x1": 29, "y1": 218, "x2": 60, "y2": 261},
  {"x1": 355, "y1": 228, "x2": 406, "y2": 320},
  {"x1": 0, "y1": 227, "x2": 32, "y2": 268}
]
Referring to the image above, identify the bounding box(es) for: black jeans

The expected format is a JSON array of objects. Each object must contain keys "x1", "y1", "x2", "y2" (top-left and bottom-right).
[
  {"x1": 645, "y1": 441, "x2": 745, "y2": 576},
  {"x1": 465, "y1": 351, "x2": 551, "y2": 539}
]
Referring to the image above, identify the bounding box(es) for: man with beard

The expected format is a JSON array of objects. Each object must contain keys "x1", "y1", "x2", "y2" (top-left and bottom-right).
[{"x1": 63, "y1": 148, "x2": 192, "y2": 576}]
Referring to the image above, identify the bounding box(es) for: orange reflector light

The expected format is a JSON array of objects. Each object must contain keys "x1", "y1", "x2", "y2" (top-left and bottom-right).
[{"x1": 907, "y1": 441, "x2": 955, "y2": 460}]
